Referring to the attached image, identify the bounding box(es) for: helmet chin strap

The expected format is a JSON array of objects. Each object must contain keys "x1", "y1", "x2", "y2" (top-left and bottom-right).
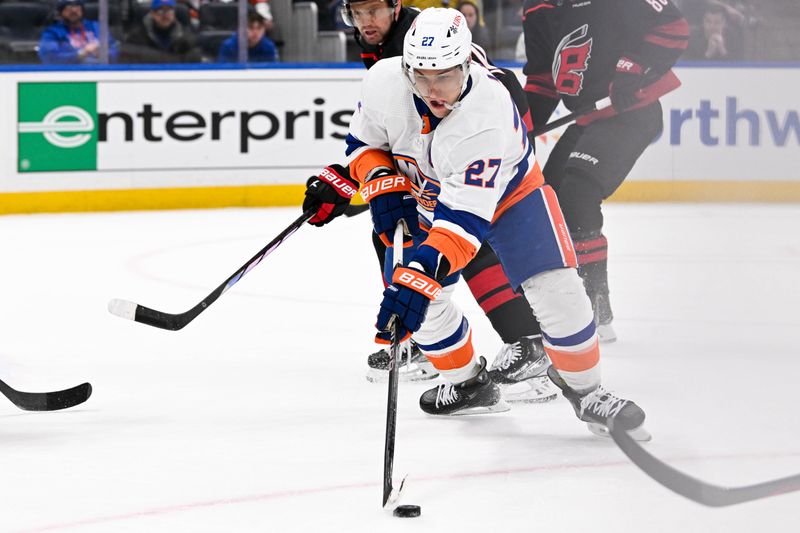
[{"x1": 443, "y1": 101, "x2": 461, "y2": 111}]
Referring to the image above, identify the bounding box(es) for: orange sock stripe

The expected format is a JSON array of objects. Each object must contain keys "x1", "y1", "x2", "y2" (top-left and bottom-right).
[
  {"x1": 424, "y1": 332, "x2": 474, "y2": 371},
  {"x1": 545, "y1": 340, "x2": 600, "y2": 373},
  {"x1": 350, "y1": 149, "x2": 396, "y2": 184},
  {"x1": 492, "y1": 161, "x2": 545, "y2": 223},
  {"x1": 541, "y1": 185, "x2": 578, "y2": 268},
  {"x1": 422, "y1": 227, "x2": 478, "y2": 273}
]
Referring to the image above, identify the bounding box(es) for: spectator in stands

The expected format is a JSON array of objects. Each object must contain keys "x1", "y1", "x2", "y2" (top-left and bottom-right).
[
  {"x1": 457, "y1": 0, "x2": 490, "y2": 50},
  {"x1": 217, "y1": 5, "x2": 279, "y2": 62},
  {"x1": 38, "y1": 0, "x2": 119, "y2": 64},
  {"x1": 251, "y1": 0, "x2": 275, "y2": 33},
  {"x1": 122, "y1": 0, "x2": 201, "y2": 63},
  {"x1": 685, "y1": 3, "x2": 745, "y2": 60}
]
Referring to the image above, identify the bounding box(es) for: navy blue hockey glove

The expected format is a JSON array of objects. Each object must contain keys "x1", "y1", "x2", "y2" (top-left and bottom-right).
[
  {"x1": 303, "y1": 164, "x2": 359, "y2": 227},
  {"x1": 375, "y1": 265, "x2": 442, "y2": 344},
  {"x1": 359, "y1": 173, "x2": 420, "y2": 247},
  {"x1": 609, "y1": 56, "x2": 654, "y2": 112}
]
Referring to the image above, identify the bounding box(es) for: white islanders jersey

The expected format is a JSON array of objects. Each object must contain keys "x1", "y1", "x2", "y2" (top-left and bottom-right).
[{"x1": 346, "y1": 56, "x2": 544, "y2": 271}]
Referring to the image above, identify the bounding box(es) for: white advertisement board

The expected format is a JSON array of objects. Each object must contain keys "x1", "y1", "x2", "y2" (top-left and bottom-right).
[{"x1": 1, "y1": 65, "x2": 798, "y2": 198}]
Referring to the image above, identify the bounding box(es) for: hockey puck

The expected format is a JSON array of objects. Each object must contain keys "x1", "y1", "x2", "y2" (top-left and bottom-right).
[{"x1": 393, "y1": 504, "x2": 421, "y2": 518}]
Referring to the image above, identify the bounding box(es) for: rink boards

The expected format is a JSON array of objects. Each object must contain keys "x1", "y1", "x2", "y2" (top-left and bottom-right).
[{"x1": 0, "y1": 63, "x2": 798, "y2": 214}]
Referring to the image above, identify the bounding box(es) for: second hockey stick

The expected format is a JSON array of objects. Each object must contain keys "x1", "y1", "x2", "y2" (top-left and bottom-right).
[
  {"x1": 108, "y1": 209, "x2": 314, "y2": 331},
  {"x1": 610, "y1": 421, "x2": 800, "y2": 507},
  {"x1": 1, "y1": 377, "x2": 92, "y2": 411},
  {"x1": 530, "y1": 69, "x2": 682, "y2": 137}
]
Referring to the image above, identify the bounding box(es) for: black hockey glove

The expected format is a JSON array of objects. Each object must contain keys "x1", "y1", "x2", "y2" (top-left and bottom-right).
[
  {"x1": 303, "y1": 164, "x2": 359, "y2": 227},
  {"x1": 609, "y1": 56, "x2": 653, "y2": 112}
]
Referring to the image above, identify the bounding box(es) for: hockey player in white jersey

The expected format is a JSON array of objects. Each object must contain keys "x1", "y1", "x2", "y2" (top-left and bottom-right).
[{"x1": 347, "y1": 7, "x2": 647, "y2": 437}]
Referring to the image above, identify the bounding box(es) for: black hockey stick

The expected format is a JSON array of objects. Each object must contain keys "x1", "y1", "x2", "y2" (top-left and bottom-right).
[
  {"x1": 530, "y1": 97, "x2": 612, "y2": 137},
  {"x1": 0, "y1": 378, "x2": 92, "y2": 411},
  {"x1": 108, "y1": 209, "x2": 314, "y2": 331},
  {"x1": 530, "y1": 70, "x2": 682, "y2": 137},
  {"x1": 383, "y1": 224, "x2": 406, "y2": 508},
  {"x1": 344, "y1": 203, "x2": 370, "y2": 217},
  {"x1": 610, "y1": 421, "x2": 800, "y2": 507}
]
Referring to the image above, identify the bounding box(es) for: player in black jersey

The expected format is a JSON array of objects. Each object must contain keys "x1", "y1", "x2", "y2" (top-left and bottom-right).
[
  {"x1": 522, "y1": 0, "x2": 689, "y2": 342},
  {"x1": 302, "y1": 0, "x2": 555, "y2": 403}
]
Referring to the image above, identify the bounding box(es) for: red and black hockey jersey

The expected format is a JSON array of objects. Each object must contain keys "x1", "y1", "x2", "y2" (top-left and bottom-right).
[{"x1": 522, "y1": 0, "x2": 688, "y2": 129}]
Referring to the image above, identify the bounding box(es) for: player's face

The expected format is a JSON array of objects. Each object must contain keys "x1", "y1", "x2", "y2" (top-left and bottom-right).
[
  {"x1": 351, "y1": 0, "x2": 396, "y2": 46},
  {"x1": 413, "y1": 66, "x2": 465, "y2": 118}
]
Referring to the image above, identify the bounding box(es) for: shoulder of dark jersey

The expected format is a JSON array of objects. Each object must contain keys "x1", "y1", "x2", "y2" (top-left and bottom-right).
[
  {"x1": 522, "y1": 0, "x2": 559, "y2": 17},
  {"x1": 381, "y1": 7, "x2": 419, "y2": 54}
]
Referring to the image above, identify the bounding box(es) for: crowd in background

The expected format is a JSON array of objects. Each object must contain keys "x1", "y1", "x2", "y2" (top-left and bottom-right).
[
  {"x1": 0, "y1": 0, "x2": 280, "y2": 64},
  {"x1": 0, "y1": 0, "x2": 797, "y2": 65}
]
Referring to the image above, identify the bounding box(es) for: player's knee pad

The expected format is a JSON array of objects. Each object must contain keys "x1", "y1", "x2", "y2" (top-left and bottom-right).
[
  {"x1": 558, "y1": 168, "x2": 604, "y2": 234},
  {"x1": 521, "y1": 268, "x2": 594, "y2": 339},
  {"x1": 412, "y1": 285, "x2": 461, "y2": 348}
]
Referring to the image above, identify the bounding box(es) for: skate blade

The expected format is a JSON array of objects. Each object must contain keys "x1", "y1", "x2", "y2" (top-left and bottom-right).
[
  {"x1": 597, "y1": 323, "x2": 617, "y2": 344},
  {"x1": 365, "y1": 366, "x2": 440, "y2": 383},
  {"x1": 499, "y1": 380, "x2": 557, "y2": 404},
  {"x1": 587, "y1": 422, "x2": 652, "y2": 442},
  {"x1": 426, "y1": 399, "x2": 511, "y2": 417}
]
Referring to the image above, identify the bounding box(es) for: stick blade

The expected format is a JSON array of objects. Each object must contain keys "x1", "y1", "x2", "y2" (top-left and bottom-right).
[
  {"x1": 383, "y1": 475, "x2": 407, "y2": 508},
  {"x1": 1, "y1": 381, "x2": 92, "y2": 412},
  {"x1": 42, "y1": 382, "x2": 93, "y2": 411},
  {"x1": 610, "y1": 421, "x2": 800, "y2": 507},
  {"x1": 108, "y1": 298, "x2": 138, "y2": 320}
]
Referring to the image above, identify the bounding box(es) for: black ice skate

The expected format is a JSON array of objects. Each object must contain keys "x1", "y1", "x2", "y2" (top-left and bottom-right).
[
  {"x1": 365, "y1": 341, "x2": 439, "y2": 383},
  {"x1": 419, "y1": 357, "x2": 510, "y2": 416},
  {"x1": 547, "y1": 366, "x2": 650, "y2": 441},
  {"x1": 488, "y1": 335, "x2": 556, "y2": 404}
]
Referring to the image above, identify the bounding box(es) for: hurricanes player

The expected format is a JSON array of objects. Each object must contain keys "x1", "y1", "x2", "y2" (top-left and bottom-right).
[
  {"x1": 522, "y1": 0, "x2": 689, "y2": 342},
  {"x1": 342, "y1": 7, "x2": 648, "y2": 439},
  {"x1": 303, "y1": 0, "x2": 555, "y2": 404}
]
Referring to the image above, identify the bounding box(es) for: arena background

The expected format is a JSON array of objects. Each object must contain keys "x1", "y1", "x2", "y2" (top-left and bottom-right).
[{"x1": 2, "y1": 63, "x2": 798, "y2": 214}]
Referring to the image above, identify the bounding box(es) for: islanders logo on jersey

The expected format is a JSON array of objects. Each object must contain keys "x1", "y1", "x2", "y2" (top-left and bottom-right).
[
  {"x1": 552, "y1": 24, "x2": 593, "y2": 96},
  {"x1": 394, "y1": 155, "x2": 440, "y2": 212}
]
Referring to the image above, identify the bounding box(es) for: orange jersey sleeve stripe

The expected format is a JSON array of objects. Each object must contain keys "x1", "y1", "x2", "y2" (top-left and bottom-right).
[
  {"x1": 541, "y1": 185, "x2": 578, "y2": 268},
  {"x1": 424, "y1": 331, "x2": 474, "y2": 371},
  {"x1": 422, "y1": 226, "x2": 478, "y2": 274},
  {"x1": 350, "y1": 149, "x2": 395, "y2": 184},
  {"x1": 545, "y1": 341, "x2": 600, "y2": 373},
  {"x1": 492, "y1": 161, "x2": 545, "y2": 223}
]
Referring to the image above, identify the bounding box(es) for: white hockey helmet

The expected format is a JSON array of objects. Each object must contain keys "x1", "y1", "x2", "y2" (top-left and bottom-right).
[{"x1": 403, "y1": 8, "x2": 472, "y2": 100}]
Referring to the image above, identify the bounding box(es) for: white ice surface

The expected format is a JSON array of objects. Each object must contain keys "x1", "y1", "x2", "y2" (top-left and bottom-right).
[{"x1": 1, "y1": 204, "x2": 799, "y2": 533}]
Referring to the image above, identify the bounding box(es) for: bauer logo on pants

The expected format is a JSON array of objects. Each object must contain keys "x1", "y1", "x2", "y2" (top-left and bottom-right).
[{"x1": 17, "y1": 82, "x2": 98, "y2": 172}]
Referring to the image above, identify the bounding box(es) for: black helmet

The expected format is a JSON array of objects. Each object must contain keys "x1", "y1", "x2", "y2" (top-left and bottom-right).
[{"x1": 340, "y1": 0, "x2": 398, "y2": 27}]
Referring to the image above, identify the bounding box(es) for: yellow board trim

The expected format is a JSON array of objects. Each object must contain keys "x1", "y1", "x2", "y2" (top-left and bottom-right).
[
  {"x1": 613, "y1": 181, "x2": 800, "y2": 202},
  {"x1": 1, "y1": 181, "x2": 799, "y2": 215},
  {"x1": 0, "y1": 185, "x2": 307, "y2": 215}
]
